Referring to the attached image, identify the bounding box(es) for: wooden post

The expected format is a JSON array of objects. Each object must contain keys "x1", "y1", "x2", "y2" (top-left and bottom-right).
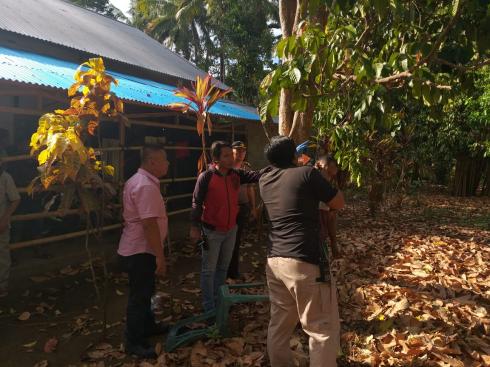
[{"x1": 119, "y1": 119, "x2": 126, "y2": 183}]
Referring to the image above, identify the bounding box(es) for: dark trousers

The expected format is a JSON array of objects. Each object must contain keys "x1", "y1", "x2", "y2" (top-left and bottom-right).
[
  {"x1": 119, "y1": 253, "x2": 156, "y2": 346},
  {"x1": 228, "y1": 204, "x2": 250, "y2": 278}
]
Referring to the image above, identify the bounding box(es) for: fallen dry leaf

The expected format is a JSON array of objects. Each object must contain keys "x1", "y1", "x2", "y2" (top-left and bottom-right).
[
  {"x1": 30, "y1": 276, "x2": 50, "y2": 283},
  {"x1": 18, "y1": 311, "x2": 31, "y2": 321},
  {"x1": 44, "y1": 337, "x2": 58, "y2": 353},
  {"x1": 182, "y1": 288, "x2": 201, "y2": 295},
  {"x1": 33, "y1": 360, "x2": 48, "y2": 367},
  {"x1": 23, "y1": 340, "x2": 38, "y2": 348}
]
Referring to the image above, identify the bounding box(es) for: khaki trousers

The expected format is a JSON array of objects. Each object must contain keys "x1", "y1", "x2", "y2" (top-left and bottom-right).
[{"x1": 266, "y1": 257, "x2": 340, "y2": 367}]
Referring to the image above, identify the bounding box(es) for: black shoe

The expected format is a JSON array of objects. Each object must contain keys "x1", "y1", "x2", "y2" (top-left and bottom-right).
[
  {"x1": 125, "y1": 342, "x2": 157, "y2": 359},
  {"x1": 145, "y1": 322, "x2": 170, "y2": 337}
]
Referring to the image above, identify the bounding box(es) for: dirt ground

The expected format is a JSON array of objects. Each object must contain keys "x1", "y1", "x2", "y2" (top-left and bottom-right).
[{"x1": 0, "y1": 192, "x2": 489, "y2": 367}]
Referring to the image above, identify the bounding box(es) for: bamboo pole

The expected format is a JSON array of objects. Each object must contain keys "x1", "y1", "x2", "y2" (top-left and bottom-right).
[
  {"x1": 10, "y1": 207, "x2": 193, "y2": 250},
  {"x1": 11, "y1": 193, "x2": 192, "y2": 222},
  {"x1": 10, "y1": 223, "x2": 123, "y2": 250},
  {"x1": 3, "y1": 145, "x2": 209, "y2": 166}
]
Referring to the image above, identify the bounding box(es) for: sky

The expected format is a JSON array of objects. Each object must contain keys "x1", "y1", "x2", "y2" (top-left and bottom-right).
[{"x1": 110, "y1": 0, "x2": 131, "y2": 18}]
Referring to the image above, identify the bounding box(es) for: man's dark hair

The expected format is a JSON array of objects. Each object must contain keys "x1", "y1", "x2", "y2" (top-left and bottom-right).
[
  {"x1": 265, "y1": 136, "x2": 296, "y2": 168},
  {"x1": 141, "y1": 144, "x2": 166, "y2": 164},
  {"x1": 211, "y1": 141, "x2": 231, "y2": 161}
]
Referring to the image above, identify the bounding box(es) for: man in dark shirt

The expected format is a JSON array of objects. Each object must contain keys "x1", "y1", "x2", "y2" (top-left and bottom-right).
[{"x1": 259, "y1": 136, "x2": 345, "y2": 367}]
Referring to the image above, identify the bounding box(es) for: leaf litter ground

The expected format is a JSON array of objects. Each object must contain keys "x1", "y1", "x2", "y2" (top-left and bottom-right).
[{"x1": 0, "y1": 192, "x2": 488, "y2": 366}]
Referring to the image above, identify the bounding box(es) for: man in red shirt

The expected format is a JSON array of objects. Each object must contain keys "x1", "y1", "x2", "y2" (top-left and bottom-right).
[{"x1": 190, "y1": 141, "x2": 265, "y2": 311}]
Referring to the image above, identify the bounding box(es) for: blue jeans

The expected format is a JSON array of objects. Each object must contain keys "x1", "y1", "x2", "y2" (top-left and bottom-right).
[{"x1": 201, "y1": 226, "x2": 238, "y2": 311}]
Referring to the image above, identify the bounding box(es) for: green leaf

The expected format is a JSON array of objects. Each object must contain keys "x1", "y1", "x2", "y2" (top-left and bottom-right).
[
  {"x1": 400, "y1": 57, "x2": 409, "y2": 71},
  {"x1": 276, "y1": 38, "x2": 288, "y2": 59},
  {"x1": 287, "y1": 36, "x2": 297, "y2": 57},
  {"x1": 388, "y1": 53, "x2": 399, "y2": 67},
  {"x1": 412, "y1": 80, "x2": 422, "y2": 99},
  {"x1": 291, "y1": 94, "x2": 307, "y2": 112},
  {"x1": 344, "y1": 25, "x2": 356, "y2": 36},
  {"x1": 289, "y1": 68, "x2": 302, "y2": 84},
  {"x1": 373, "y1": 0, "x2": 389, "y2": 17},
  {"x1": 422, "y1": 84, "x2": 432, "y2": 106},
  {"x1": 452, "y1": 0, "x2": 460, "y2": 16},
  {"x1": 431, "y1": 87, "x2": 442, "y2": 105},
  {"x1": 374, "y1": 63, "x2": 384, "y2": 78}
]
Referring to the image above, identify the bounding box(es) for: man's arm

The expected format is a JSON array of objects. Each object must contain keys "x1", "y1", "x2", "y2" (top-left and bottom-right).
[
  {"x1": 310, "y1": 168, "x2": 345, "y2": 210},
  {"x1": 326, "y1": 191, "x2": 344, "y2": 210},
  {"x1": 237, "y1": 166, "x2": 271, "y2": 184},
  {"x1": 247, "y1": 185, "x2": 257, "y2": 218},
  {"x1": 190, "y1": 171, "x2": 212, "y2": 241},
  {"x1": 142, "y1": 218, "x2": 166, "y2": 276},
  {"x1": 132, "y1": 184, "x2": 167, "y2": 276}
]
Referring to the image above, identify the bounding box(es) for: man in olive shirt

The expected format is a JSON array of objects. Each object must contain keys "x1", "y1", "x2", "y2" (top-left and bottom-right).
[{"x1": 259, "y1": 136, "x2": 344, "y2": 367}]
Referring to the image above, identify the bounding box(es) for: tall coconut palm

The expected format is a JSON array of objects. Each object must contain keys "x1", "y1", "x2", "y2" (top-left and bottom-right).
[{"x1": 131, "y1": 0, "x2": 211, "y2": 67}]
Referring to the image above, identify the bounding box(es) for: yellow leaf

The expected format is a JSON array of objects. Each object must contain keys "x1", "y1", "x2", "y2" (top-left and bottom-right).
[
  {"x1": 116, "y1": 99, "x2": 124, "y2": 113},
  {"x1": 82, "y1": 86, "x2": 90, "y2": 96},
  {"x1": 103, "y1": 165, "x2": 115, "y2": 176},
  {"x1": 38, "y1": 149, "x2": 49, "y2": 165},
  {"x1": 30, "y1": 133, "x2": 39, "y2": 148},
  {"x1": 68, "y1": 83, "x2": 81, "y2": 96},
  {"x1": 101, "y1": 103, "x2": 111, "y2": 113}
]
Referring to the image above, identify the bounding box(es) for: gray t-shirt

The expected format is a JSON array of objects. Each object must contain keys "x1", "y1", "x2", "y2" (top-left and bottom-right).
[{"x1": 0, "y1": 171, "x2": 20, "y2": 219}]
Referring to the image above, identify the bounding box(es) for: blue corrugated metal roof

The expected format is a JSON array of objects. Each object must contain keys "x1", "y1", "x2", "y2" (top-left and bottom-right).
[{"x1": 0, "y1": 46, "x2": 260, "y2": 121}]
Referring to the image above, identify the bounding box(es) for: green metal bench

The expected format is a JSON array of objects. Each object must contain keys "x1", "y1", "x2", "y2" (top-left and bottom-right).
[{"x1": 165, "y1": 282, "x2": 269, "y2": 352}]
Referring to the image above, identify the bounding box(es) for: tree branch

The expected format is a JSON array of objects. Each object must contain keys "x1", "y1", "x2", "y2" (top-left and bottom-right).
[
  {"x1": 417, "y1": 1, "x2": 463, "y2": 68},
  {"x1": 433, "y1": 57, "x2": 490, "y2": 72}
]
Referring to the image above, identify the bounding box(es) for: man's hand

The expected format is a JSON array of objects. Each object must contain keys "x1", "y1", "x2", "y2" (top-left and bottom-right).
[
  {"x1": 0, "y1": 216, "x2": 9, "y2": 234},
  {"x1": 190, "y1": 226, "x2": 201, "y2": 243},
  {"x1": 155, "y1": 255, "x2": 167, "y2": 277}
]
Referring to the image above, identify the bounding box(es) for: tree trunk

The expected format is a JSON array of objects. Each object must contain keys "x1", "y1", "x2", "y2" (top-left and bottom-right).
[
  {"x1": 452, "y1": 154, "x2": 485, "y2": 196},
  {"x1": 277, "y1": 0, "x2": 326, "y2": 144},
  {"x1": 279, "y1": 0, "x2": 297, "y2": 37},
  {"x1": 279, "y1": 89, "x2": 294, "y2": 136},
  {"x1": 278, "y1": 0, "x2": 297, "y2": 137},
  {"x1": 290, "y1": 102, "x2": 315, "y2": 143},
  {"x1": 220, "y1": 51, "x2": 225, "y2": 82},
  {"x1": 191, "y1": 21, "x2": 202, "y2": 66},
  {"x1": 368, "y1": 181, "x2": 385, "y2": 216},
  {"x1": 482, "y1": 159, "x2": 490, "y2": 196}
]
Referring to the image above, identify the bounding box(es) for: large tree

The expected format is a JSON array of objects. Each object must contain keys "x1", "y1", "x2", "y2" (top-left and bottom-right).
[
  {"x1": 131, "y1": 0, "x2": 212, "y2": 67},
  {"x1": 132, "y1": 0, "x2": 278, "y2": 104},
  {"x1": 206, "y1": 0, "x2": 277, "y2": 104},
  {"x1": 260, "y1": 0, "x2": 490, "y2": 144}
]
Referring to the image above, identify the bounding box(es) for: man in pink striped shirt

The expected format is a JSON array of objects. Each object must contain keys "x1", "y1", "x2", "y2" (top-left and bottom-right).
[{"x1": 118, "y1": 144, "x2": 169, "y2": 359}]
